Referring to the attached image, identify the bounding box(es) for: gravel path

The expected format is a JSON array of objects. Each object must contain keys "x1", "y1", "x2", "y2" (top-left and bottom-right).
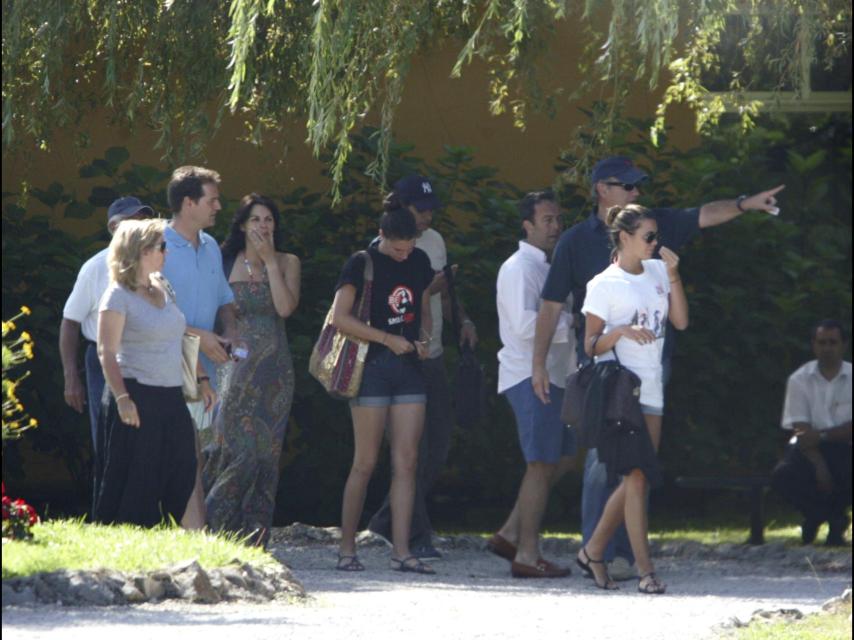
[{"x1": 3, "y1": 535, "x2": 851, "y2": 640}]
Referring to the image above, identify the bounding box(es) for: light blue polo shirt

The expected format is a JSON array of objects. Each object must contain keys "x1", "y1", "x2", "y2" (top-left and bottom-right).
[{"x1": 162, "y1": 225, "x2": 234, "y2": 386}]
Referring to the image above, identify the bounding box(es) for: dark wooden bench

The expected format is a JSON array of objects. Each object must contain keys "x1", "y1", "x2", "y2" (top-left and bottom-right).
[{"x1": 674, "y1": 476, "x2": 771, "y2": 545}]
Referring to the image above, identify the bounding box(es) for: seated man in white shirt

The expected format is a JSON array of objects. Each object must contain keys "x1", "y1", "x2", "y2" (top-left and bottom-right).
[
  {"x1": 771, "y1": 319, "x2": 852, "y2": 546},
  {"x1": 491, "y1": 191, "x2": 575, "y2": 578}
]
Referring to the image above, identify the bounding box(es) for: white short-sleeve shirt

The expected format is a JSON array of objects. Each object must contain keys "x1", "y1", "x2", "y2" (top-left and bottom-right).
[
  {"x1": 582, "y1": 259, "x2": 670, "y2": 407},
  {"x1": 62, "y1": 247, "x2": 110, "y2": 342},
  {"x1": 415, "y1": 228, "x2": 447, "y2": 358},
  {"x1": 496, "y1": 241, "x2": 574, "y2": 393},
  {"x1": 781, "y1": 360, "x2": 852, "y2": 431}
]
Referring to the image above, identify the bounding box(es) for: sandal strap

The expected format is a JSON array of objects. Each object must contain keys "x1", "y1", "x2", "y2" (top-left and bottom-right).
[{"x1": 582, "y1": 547, "x2": 606, "y2": 564}]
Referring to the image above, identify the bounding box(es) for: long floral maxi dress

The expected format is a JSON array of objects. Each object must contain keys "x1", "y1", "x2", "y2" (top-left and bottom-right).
[{"x1": 203, "y1": 280, "x2": 295, "y2": 545}]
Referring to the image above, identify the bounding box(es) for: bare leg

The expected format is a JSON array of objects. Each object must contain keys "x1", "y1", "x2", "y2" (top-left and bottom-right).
[
  {"x1": 387, "y1": 402, "x2": 425, "y2": 561},
  {"x1": 584, "y1": 414, "x2": 663, "y2": 588},
  {"x1": 623, "y1": 469, "x2": 651, "y2": 574},
  {"x1": 181, "y1": 429, "x2": 206, "y2": 530},
  {"x1": 514, "y1": 462, "x2": 556, "y2": 565},
  {"x1": 339, "y1": 406, "x2": 387, "y2": 557},
  {"x1": 498, "y1": 454, "x2": 575, "y2": 544}
]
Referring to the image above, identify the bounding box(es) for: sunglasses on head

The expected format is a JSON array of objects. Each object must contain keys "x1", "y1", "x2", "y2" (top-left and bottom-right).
[{"x1": 603, "y1": 181, "x2": 640, "y2": 192}]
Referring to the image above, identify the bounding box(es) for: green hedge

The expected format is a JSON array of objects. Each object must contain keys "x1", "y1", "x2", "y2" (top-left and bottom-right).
[{"x1": 2, "y1": 114, "x2": 850, "y2": 527}]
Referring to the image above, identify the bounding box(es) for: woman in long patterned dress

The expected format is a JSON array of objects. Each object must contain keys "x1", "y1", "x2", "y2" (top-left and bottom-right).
[{"x1": 203, "y1": 193, "x2": 300, "y2": 547}]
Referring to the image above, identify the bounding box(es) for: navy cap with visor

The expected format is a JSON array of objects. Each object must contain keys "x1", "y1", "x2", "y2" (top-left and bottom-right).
[
  {"x1": 393, "y1": 175, "x2": 442, "y2": 212},
  {"x1": 590, "y1": 156, "x2": 649, "y2": 185},
  {"x1": 107, "y1": 196, "x2": 155, "y2": 223}
]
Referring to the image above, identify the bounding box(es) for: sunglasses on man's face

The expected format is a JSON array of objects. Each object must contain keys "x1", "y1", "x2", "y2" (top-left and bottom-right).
[{"x1": 603, "y1": 181, "x2": 640, "y2": 192}]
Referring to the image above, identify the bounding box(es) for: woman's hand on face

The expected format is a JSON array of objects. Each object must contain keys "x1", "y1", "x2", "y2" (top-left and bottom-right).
[
  {"x1": 619, "y1": 324, "x2": 657, "y2": 345},
  {"x1": 659, "y1": 246, "x2": 680, "y2": 276},
  {"x1": 385, "y1": 334, "x2": 415, "y2": 356},
  {"x1": 117, "y1": 396, "x2": 141, "y2": 428},
  {"x1": 247, "y1": 229, "x2": 276, "y2": 263},
  {"x1": 200, "y1": 380, "x2": 217, "y2": 413}
]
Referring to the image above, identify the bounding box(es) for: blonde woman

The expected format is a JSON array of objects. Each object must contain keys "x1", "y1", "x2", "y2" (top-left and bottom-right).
[{"x1": 94, "y1": 219, "x2": 214, "y2": 526}]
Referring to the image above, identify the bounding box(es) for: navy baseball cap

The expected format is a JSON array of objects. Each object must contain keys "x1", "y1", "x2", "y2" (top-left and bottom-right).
[
  {"x1": 107, "y1": 196, "x2": 155, "y2": 223},
  {"x1": 393, "y1": 175, "x2": 442, "y2": 212},
  {"x1": 590, "y1": 156, "x2": 648, "y2": 185}
]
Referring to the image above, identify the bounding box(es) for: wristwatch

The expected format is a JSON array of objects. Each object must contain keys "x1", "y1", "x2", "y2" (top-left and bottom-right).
[{"x1": 736, "y1": 195, "x2": 748, "y2": 212}]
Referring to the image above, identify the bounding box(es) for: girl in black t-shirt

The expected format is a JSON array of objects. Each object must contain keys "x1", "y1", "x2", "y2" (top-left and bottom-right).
[{"x1": 332, "y1": 208, "x2": 436, "y2": 575}]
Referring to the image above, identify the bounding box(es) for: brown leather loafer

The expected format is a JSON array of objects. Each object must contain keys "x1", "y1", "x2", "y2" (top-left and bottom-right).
[
  {"x1": 536, "y1": 558, "x2": 572, "y2": 577},
  {"x1": 511, "y1": 560, "x2": 571, "y2": 578},
  {"x1": 486, "y1": 533, "x2": 517, "y2": 562}
]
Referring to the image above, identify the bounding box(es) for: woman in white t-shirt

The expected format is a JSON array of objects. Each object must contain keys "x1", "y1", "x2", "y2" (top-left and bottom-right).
[{"x1": 576, "y1": 204, "x2": 689, "y2": 595}]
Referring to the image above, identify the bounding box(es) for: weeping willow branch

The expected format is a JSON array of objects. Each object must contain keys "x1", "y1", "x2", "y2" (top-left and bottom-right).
[{"x1": 2, "y1": 0, "x2": 850, "y2": 199}]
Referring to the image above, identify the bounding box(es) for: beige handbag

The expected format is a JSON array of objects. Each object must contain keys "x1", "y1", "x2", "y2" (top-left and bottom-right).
[
  {"x1": 181, "y1": 333, "x2": 201, "y2": 402},
  {"x1": 308, "y1": 251, "x2": 373, "y2": 399},
  {"x1": 153, "y1": 271, "x2": 203, "y2": 402}
]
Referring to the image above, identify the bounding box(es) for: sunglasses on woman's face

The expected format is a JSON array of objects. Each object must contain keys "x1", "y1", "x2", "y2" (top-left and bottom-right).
[
  {"x1": 604, "y1": 181, "x2": 639, "y2": 192},
  {"x1": 642, "y1": 231, "x2": 659, "y2": 244},
  {"x1": 157, "y1": 241, "x2": 167, "y2": 252}
]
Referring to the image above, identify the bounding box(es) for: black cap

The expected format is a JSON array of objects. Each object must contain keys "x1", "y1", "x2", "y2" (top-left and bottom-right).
[
  {"x1": 107, "y1": 196, "x2": 155, "y2": 223},
  {"x1": 590, "y1": 156, "x2": 648, "y2": 185},
  {"x1": 393, "y1": 175, "x2": 442, "y2": 212}
]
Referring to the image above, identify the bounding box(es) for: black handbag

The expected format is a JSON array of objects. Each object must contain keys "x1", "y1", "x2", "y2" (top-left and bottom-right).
[
  {"x1": 444, "y1": 264, "x2": 486, "y2": 429},
  {"x1": 560, "y1": 345, "x2": 643, "y2": 448}
]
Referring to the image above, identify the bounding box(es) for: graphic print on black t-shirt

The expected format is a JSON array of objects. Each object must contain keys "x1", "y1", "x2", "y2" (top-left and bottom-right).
[
  {"x1": 387, "y1": 285, "x2": 416, "y2": 326},
  {"x1": 335, "y1": 247, "x2": 434, "y2": 358}
]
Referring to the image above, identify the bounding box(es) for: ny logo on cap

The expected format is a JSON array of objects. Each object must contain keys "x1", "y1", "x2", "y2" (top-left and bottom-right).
[{"x1": 422, "y1": 182, "x2": 432, "y2": 194}]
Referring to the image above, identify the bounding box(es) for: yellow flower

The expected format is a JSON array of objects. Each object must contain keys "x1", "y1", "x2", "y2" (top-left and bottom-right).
[
  {"x1": 6, "y1": 321, "x2": 16, "y2": 332},
  {"x1": 29, "y1": 418, "x2": 38, "y2": 427},
  {"x1": 20, "y1": 331, "x2": 31, "y2": 342},
  {"x1": 22, "y1": 343, "x2": 34, "y2": 359},
  {"x1": 20, "y1": 306, "x2": 31, "y2": 316}
]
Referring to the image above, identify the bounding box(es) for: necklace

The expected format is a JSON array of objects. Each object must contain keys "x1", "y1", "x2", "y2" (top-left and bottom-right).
[{"x1": 243, "y1": 256, "x2": 267, "y2": 282}]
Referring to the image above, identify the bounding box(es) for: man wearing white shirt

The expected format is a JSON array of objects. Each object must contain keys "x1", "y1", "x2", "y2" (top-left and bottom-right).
[
  {"x1": 772, "y1": 319, "x2": 852, "y2": 546},
  {"x1": 60, "y1": 196, "x2": 155, "y2": 502},
  {"x1": 492, "y1": 191, "x2": 575, "y2": 578}
]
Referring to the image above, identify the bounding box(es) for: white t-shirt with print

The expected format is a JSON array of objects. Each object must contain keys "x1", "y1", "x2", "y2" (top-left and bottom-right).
[
  {"x1": 415, "y1": 228, "x2": 447, "y2": 358},
  {"x1": 582, "y1": 259, "x2": 670, "y2": 406}
]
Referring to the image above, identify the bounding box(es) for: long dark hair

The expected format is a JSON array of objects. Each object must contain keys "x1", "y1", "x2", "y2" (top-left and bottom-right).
[
  {"x1": 221, "y1": 193, "x2": 284, "y2": 262},
  {"x1": 605, "y1": 204, "x2": 655, "y2": 260}
]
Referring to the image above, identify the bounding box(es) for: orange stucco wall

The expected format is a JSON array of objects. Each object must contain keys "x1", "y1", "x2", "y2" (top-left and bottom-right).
[{"x1": 2, "y1": 22, "x2": 698, "y2": 235}]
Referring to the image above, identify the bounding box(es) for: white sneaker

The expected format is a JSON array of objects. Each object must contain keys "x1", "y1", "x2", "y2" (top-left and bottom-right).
[{"x1": 607, "y1": 556, "x2": 638, "y2": 581}]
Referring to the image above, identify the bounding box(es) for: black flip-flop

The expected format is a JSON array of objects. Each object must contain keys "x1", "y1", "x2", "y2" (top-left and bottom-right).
[
  {"x1": 336, "y1": 554, "x2": 365, "y2": 572},
  {"x1": 390, "y1": 555, "x2": 435, "y2": 575}
]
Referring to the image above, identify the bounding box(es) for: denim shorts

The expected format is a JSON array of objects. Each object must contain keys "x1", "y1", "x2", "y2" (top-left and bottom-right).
[
  {"x1": 503, "y1": 379, "x2": 577, "y2": 464},
  {"x1": 349, "y1": 348, "x2": 427, "y2": 408}
]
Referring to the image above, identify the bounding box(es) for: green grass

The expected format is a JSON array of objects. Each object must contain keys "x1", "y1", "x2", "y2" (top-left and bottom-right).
[
  {"x1": 1, "y1": 519, "x2": 277, "y2": 579},
  {"x1": 725, "y1": 603, "x2": 852, "y2": 640}
]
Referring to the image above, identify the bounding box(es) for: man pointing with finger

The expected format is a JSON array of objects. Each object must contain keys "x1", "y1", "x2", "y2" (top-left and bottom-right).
[{"x1": 532, "y1": 155, "x2": 784, "y2": 580}]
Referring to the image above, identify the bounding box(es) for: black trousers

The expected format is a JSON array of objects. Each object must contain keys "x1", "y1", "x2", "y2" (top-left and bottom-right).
[
  {"x1": 94, "y1": 379, "x2": 197, "y2": 527},
  {"x1": 771, "y1": 441, "x2": 852, "y2": 524}
]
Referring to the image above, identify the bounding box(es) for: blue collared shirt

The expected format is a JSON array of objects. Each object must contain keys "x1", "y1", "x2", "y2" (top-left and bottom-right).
[{"x1": 162, "y1": 225, "x2": 234, "y2": 384}]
